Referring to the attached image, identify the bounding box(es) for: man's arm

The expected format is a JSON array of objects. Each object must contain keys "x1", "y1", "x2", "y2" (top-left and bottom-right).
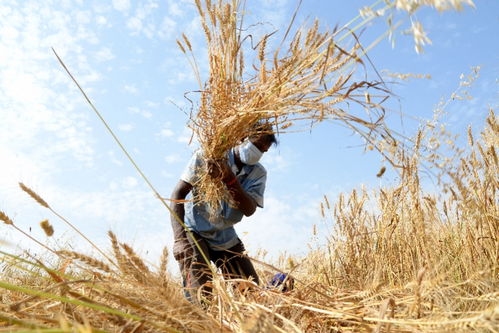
[
  {"x1": 170, "y1": 180, "x2": 193, "y2": 247},
  {"x1": 221, "y1": 167, "x2": 257, "y2": 217}
]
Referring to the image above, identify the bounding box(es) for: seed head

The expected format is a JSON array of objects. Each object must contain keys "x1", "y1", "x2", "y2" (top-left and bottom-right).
[
  {"x1": 182, "y1": 33, "x2": 192, "y2": 51},
  {"x1": 324, "y1": 195, "x2": 331, "y2": 209},
  {"x1": 19, "y1": 183, "x2": 50, "y2": 208},
  {"x1": 40, "y1": 219, "x2": 54, "y2": 237},
  {"x1": 377, "y1": 166, "x2": 387, "y2": 178},
  {"x1": 467, "y1": 126, "x2": 474, "y2": 147},
  {"x1": 259, "y1": 35, "x2": 268, "y2": 63},
  {"x1": 0, "y1": 211, "x2": 14, "y2": 225},
  {"x1": 176, "y1": 40, "x2": 186, "y2": 54}
]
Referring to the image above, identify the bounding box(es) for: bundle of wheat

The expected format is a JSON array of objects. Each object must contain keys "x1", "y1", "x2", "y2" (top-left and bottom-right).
[{"x1": 178, "y1": 0, "x2": 393, "y2": 216}]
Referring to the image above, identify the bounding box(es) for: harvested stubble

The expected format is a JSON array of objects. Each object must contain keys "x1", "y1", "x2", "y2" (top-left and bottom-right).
[
  {"x1": 179, "y1": 0, "x2": 393, "y2": 217},
  {"x1": 1, "y1": 111, "x2": 496, "y2": 332}
]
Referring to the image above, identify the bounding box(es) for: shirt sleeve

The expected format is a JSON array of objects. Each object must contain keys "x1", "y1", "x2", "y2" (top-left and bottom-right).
[
  {"x1": 244, "y1": 169, "x2": 267, "y2": 208},
  {"x1": 180, "y1": 150, "x2": 204, "y2": 185}
]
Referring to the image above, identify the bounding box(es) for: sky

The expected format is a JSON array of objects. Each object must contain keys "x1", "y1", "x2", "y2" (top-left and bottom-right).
[{"x1": 1, "y1": 0, "x2": 497, "y2": 274}]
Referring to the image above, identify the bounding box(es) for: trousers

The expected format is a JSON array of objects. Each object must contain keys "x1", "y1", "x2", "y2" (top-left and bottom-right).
[{"x1": 174, "y1": 229, "x2": 259, "y2": 302}]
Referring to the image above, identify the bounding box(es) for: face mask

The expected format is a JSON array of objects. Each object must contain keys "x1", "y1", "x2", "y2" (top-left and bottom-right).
[{"x1": 237, "y1": 140, "x2": 263, "y2": 165}]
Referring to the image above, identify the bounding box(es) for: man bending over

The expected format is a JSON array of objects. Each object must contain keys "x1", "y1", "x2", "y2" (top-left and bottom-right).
[{"x1": 170, "y1": 128, "x2": 277, "y2": 302}]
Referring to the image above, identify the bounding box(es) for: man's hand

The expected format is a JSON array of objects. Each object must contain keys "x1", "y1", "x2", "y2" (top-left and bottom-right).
[
  {"x1": 207, "y1": 159, "x2": 235, "y2": 183},
  {"x1": 206, "y1": 160, "x2": 256, "y2": 216},
  {"x1": 206, "y1": 159, "x2": 257, "y2": 216}
]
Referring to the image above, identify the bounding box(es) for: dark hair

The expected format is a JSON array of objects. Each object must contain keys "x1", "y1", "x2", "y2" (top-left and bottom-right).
[
  {"x1": 250, "y1": 122, "x2": 278, "y2": 146},
  {"x1": 260, "y1": 132, "x2": 278, "y2": 146}
]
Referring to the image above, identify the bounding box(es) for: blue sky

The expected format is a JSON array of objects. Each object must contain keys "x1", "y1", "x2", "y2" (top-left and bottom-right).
[{"x1": 1, "y1": 0, "x2": 497, "y2": 272}]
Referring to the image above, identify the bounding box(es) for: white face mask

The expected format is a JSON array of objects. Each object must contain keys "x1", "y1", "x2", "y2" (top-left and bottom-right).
[{"x1": 237, "y1": 140, "x2": 263, "y2": 165}]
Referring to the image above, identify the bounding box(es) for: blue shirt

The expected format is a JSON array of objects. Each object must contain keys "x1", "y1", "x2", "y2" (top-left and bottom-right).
[{"x1": 180, "y1": 149, "x2": 267, "y2": 250}]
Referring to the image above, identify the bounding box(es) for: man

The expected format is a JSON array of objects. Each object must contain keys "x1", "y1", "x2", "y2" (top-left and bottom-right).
[{"x1": 170, "y1": 129, "x2": 277, "y2": 301}]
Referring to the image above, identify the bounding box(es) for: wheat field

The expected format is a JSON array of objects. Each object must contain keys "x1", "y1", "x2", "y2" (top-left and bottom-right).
[{"x1": 1, "y1": 0, "x2": 497, "y2": 332}]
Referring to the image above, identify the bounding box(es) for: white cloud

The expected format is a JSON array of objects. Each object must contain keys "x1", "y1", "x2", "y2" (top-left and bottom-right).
[
  {"x1": 160, "y1": 129, "x2": 175, "y2": 137},
  {"x1": 126, "y1": 0, "x2": 160, "y2": 39},
  {"x1": 112, "y1": 0, "x2": 131, "y2": 12},
  {"x1": 124, "y1": 84, "x2": 139, "y2": 94},
  {"x1": 0, "y1": 147, "x2": 52, "y2": 198},
  {"x1": 145, "y1": 100, "x2": 160, "y2": 108},
  {"x1": 118, "y1": 123, "x2": 134, "y2": 131},
  {"x1": 108, "y1": 150, "x2": 124, "y2": 166},
  {"x1": 471, "y1": 26, "x2": 486, "y2": 34},
  {"x1": 122, "y1": 176, "x2": 138, "y2": 189},
  {"x1": 75, "y1": 10, "x2": 92, "y2": 25},
  {"x1": 157, "y1": 122, "x2": 175, "y2": 138},
  {"x1": 445, "y1": 22, "x2": 458, "y2": 31},
  {"x1": 167, "y1": 0, "x2": 184, "y2": 17},
  {"x1": 261, "y1": 151, "x2": 289, "y2": 173},
  {"x1": 166, "y1": 69, "x2": 196, "y2": 85},
  {"x1": 129, "y1": 106, "x2": 152, "y2": 118},
  {"x1": 158, "y1": 17, "x2": 177, "y2": 40},
  {"x1": 161, "y1": 170, "x2": 175, "y2": 179},
  {"x1": 96, "y1": 15, "x2": 108, "y2": 26},
  {"x1": 127, "y1": 16, "x2": 143, "y2": 32},
  {"x1": 165, "y1": 154, "x2": 181, "y2": 164},
  {"x1": 95, "y1": 47, "x2": 115, "y2": 62},
  {"x1": 258, "y1": 0, "x2": 290, "y2": 7},
  {"x1": 3, "y1": 71, "x2": 44, "y2": 104}
]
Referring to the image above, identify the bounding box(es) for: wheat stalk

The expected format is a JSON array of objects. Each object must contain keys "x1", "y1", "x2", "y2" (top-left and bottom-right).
[
  {"x1": 57, "y1": 250, "x2": 112, "y2": 274},
  {"x1": 120, "y1": 243, "x2": 150, "y2": 274}
]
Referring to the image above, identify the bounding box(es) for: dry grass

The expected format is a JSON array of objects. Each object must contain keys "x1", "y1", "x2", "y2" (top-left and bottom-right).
[{"x1": 1, "y1": 109, "x2": 497, "y2": 332}]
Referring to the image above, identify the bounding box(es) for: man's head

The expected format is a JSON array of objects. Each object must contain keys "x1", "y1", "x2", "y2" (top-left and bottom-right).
[
  {"x1": 248, "y1": 131, "x2": 277, "y2": 153},
  {"x1": 236, "y1": 125, "x2": 277, "y2": 165}
]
